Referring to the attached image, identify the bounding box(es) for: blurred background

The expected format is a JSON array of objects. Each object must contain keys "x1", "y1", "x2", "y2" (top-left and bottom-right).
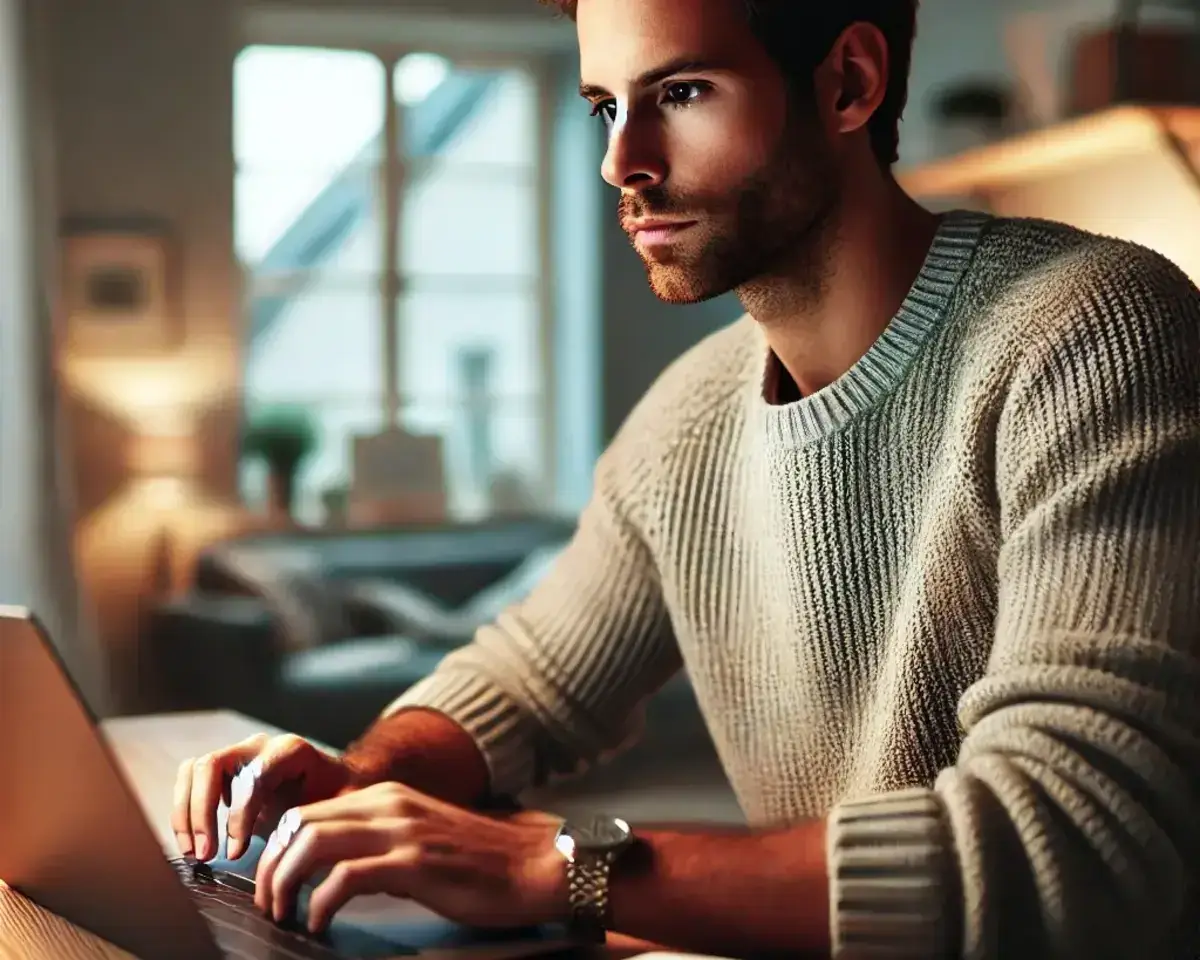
[{"x1": 2, "y1": 0, "x2": 1200, "y2": 817}]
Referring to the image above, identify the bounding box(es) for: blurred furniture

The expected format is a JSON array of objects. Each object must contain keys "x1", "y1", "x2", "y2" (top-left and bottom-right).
[
  {"x1": 147, "y1": 516, "x2": 575, "y2": 747},
  {"x1": 347, "y1": 427, "x2": 449, "y2": 526},
  {"x1": 0, "y1": 708, "x2": 735, "y2": 960},
  {"x1": 1069, "y1": 0, "x2": 1200, "y2": 115}
]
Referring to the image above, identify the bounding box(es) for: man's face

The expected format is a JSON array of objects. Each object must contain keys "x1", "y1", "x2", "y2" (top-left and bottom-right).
[{"x1": 577, "y1": 0, "x2": 842, "y2": 304}]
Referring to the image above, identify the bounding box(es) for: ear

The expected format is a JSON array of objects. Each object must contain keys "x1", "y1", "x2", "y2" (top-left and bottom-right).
[{"x1": 816, "y1": 22, "x2": 889, "y2": 139}]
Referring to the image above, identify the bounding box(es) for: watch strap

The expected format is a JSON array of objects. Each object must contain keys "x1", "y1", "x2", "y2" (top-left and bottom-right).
[{"x1": 565, "y1": 849, "x2": 615, "y2": 943}]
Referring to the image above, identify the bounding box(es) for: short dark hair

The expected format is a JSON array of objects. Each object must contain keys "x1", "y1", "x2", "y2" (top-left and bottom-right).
[{"x1": 543, "y1": 0, "x2": 919, "y2": 165}]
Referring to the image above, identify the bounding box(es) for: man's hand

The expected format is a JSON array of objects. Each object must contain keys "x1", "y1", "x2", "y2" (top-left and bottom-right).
[
  {"x1": 172, "y1": 733, "x2": 359, "y2": 862},
  {"x1": 252, "y1": 781, "x2": 567, "y2": 935}
]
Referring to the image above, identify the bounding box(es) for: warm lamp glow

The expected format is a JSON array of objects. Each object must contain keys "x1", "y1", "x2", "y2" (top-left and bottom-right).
[
  {"x1": 60, "y1": 348, "x2": 234, "y2": 431},
  {"x1": 125, "y1": 432, "x2": 200, "y2": 479},
  {"x1": 898, "y1": 106, "x2": 1200, "y2": 199},
  {"x1": 138, "y1": 477, "x2": 192, "y2": 510},
  {"x1": 74, "y1": 479, "x2": 248, "y2": 596},
  {"x1": 899, "y1": 105, "x2": 1200, "y2": 288}
]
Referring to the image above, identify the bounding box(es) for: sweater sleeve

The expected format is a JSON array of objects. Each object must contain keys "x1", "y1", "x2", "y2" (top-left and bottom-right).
[
  {"x1": 826, "y1": 247, "x2": 1200, "y2": 958},
  {"x1": 380, "y1": 435, "x2": 680, "y2": 800}
]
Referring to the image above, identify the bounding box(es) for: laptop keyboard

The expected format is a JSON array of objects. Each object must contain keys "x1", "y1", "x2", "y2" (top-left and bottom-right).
[{"x1": 170, "y1": 857, "x2": 345, "y2": 959}]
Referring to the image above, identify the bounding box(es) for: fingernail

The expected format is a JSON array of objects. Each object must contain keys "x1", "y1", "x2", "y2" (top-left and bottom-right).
[
  {"x1": 227, "y1": 836, "x2": 242, "y2": 861},
  {"x1": 195, "y1": 835, "x2": 211, "y2": 860},
  {"x1": 231, "y1": 770, "x2": 251, "y2": 810},
  {"x1": 176, "y1": 833, "x2": 193, "y2": 856}
]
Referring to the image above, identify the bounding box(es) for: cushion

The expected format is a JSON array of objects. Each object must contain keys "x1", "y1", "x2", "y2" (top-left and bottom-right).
[
  {"x1": 341, "y1": 580, "x2": 463, "y2": 646},
  {"x1": 211, "y1": 544, "x2": 352, "y2": 651},
  {"x1": 279, "y1": 635, "x2": 445, "y2": 693},
  {"x1": 344, "y1": 543, "x2": 565, "y2": 646}
]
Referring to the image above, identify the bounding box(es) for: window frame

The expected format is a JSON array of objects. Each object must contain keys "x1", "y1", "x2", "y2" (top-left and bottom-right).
[{"x1": 233, "y1": 24, "x2": 562, "y2": 515}]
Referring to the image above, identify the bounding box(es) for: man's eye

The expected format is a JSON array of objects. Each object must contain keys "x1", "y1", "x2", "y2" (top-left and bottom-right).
[
  {"x1": 662, "y1": 81, "x2": 707, "y2": 107},
  {"x1": 589, "y1": 100, "x2": 617, "y2": 127}
]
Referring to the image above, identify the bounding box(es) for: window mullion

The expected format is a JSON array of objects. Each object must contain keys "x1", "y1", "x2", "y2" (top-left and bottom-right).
[
  {"x1": 533, "y1": 57, "x2": 557, "y2": 507},
  {"x1": 382, "y1": 58, "x2": 404, "y2": 427}
]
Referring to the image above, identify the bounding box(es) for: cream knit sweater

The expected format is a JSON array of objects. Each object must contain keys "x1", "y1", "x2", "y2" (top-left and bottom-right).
[{"x1": 390, "y1": 210, "x2": 1200, "y2": 958}]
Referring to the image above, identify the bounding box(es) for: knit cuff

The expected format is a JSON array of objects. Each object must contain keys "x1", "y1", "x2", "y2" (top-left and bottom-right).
[
  {"x1": 826, "y1": 788, "x2": 958, "y2": 958},
  {"x1": 383, "y1": 669, "x2": 537, "y2": 799}
]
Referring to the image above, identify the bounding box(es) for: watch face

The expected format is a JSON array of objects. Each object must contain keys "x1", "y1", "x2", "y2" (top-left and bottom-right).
[{"x1": 570, "y1": 815, "x2": 632, "y2": 850}]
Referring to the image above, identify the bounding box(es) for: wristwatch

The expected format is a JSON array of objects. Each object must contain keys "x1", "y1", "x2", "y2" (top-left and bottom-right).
[{"x1": 553, "y1": 815, "x2": 634, "y2": 943}]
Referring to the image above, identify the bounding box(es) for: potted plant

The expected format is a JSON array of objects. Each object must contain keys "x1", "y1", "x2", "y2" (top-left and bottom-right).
[
  {"x1": 241, "y1": 404, "x2": 318, "y2": 521},
  {"x1": 320, "y1": 482, "x2": 349, "y2": 529}
]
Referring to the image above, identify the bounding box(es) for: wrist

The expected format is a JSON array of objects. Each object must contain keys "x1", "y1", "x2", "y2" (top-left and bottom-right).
[
  {"x1": 338, "y1": 751, "x2": 384, "y2": 792},
  {"x1": 342, "y1": 708, "x2": 490, "y2": 806},
  {"x1": 552, "y1": 816, "x2": 635, "y2": 942},
  {"x1": 527, "y1": 826, "x2": 572, "y2": 926}
]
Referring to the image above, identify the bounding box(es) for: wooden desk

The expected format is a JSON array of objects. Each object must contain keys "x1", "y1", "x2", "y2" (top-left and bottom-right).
[{"x1": 0, "y1": 710, "x2": 718, "y2": 960}]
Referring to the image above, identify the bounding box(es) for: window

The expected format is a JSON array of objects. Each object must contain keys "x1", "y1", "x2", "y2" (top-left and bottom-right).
[{"x1": 234, "y1": 45, "x2": 548, "y2": 524}]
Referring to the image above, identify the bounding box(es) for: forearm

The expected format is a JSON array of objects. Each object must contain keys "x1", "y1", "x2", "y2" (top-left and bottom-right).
[
  {"x1": 609, "y1": 820, "x2": 831, "y2": 958},
  {"x1": 341, "y1": 707, "x2": 490, "y2": 808}
]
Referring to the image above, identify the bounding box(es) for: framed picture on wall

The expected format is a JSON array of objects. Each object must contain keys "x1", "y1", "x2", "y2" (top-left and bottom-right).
[{"x1": 60, "y1": 220, "x2": 182, "y2": 356}]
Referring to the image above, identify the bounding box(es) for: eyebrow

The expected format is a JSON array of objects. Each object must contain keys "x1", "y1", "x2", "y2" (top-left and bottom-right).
[{"x1": 578, "y1": 57, "x2": 728, "y2": 101}]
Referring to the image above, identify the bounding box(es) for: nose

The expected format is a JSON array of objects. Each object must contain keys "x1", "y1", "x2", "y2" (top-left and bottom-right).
[{"x1": 600, "y1": 111, "x2": 666, "y2": 190}]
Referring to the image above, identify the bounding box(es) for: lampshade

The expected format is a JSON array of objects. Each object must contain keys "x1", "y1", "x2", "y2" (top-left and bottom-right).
[{"x1": 125, "y1": 431, "x2": 199, "y2": 478}]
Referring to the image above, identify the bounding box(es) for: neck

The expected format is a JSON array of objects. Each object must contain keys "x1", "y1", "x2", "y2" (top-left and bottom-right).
[{"x1": 738, "y1": 166, "x2": 939, "y2": 400}]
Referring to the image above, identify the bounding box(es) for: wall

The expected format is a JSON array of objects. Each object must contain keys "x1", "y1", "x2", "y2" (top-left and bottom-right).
[
  {"x1": 0, "y1": 0, "x2": 109, "y2": 711},
  {"x1": 901, "y1": 0, "x2": 1010, "y2": 166},
  {"x1": 46, "y1": 0, "x2": 246, "y2": 711},
  {"x1": 551, "y1": 50, "x2": 603, "y2": 510},
  {"x1": 0, "y1": 0, "x2": 42, "y2": 605}
]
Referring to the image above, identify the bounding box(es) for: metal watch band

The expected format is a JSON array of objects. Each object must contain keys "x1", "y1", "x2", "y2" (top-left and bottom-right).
[{"x1": 565, "y1": 849, "x2": 616, "y2": 942}]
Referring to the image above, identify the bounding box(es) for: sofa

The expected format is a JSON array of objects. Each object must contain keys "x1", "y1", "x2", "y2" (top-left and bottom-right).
[
  {"x1": 145, "y1": 517, "x2": 726, "y2": 796},
  {"x1": 147, "y1": 517, "x2": 574, "y2": 744}
]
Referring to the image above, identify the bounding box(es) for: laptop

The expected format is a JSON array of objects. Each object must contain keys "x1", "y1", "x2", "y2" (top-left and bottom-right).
[{"x1": 0, "y1": 606, "x2": 574, "y2": 960}]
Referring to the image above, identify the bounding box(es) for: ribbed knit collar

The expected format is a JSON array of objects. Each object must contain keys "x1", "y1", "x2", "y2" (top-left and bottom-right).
[{"x1": 759, "y1": 208, "x2": 990, "y2": 450}]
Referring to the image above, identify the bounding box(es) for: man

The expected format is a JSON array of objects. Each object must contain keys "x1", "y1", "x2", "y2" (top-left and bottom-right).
[{"x1": 174, "y1": 0, "x2": 1200, "y2": 955}]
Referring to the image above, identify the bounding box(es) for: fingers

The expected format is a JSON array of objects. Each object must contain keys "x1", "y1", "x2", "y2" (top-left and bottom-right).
[
  {"x1": 251, "y1": 785, "x2": 404, "y2": 914},
  {"x1": 255, "y1": 816, "x2": 404, "y2": 923},
  {"x1": 225, "y1": 735, "x2": 318, "y2": 861},
  {"x1": 307, "y1": 851, "x2": 416, "y2": 934},
  {"x1": 246, "y1": 787, "x2": 559, "y2": 935},
  {"x1": 173, "y1": 734, "x2": 267, "y2": 861},
  {"x1": 191, "y1": 735, "x2": 271, "y2": 861},
  {"x1": 171, "y1": 759, "x2": 195, "y2": 856},
  {"x1": 188, "y1": 751, "x2": 225, "y2": 861},
  {"x1": 281, "y1": 781, "x2": 414, "y2": 827},
  {"x1": 254, "y1": 807, "x2": 310, "y2": 916},
  {"x1": 225, "y1": 756, "x2": 265, "y2": 861}
]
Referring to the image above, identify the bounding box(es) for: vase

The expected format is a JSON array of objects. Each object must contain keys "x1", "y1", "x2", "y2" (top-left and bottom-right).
[{"x1": 266, "y1": 467, "x2": 295, "y2": 523}]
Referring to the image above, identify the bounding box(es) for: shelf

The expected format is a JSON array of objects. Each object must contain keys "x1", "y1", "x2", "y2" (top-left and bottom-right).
[{"x1": 898, "y1": 104, "x2": 1200, "y2": 199}]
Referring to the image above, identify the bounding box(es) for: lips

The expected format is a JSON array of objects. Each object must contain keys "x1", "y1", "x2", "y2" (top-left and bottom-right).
[
  {"x1": 626, "y1": 216, "x2": 693, "y2": 229},
  {"x1": 626, "y1": 219, "x2": 697, "y2": 246}
]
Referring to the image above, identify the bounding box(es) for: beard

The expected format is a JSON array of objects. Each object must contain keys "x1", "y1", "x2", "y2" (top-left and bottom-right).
[{"x1": 619, "y1": 109, "x2": 841, "y2": 305}]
